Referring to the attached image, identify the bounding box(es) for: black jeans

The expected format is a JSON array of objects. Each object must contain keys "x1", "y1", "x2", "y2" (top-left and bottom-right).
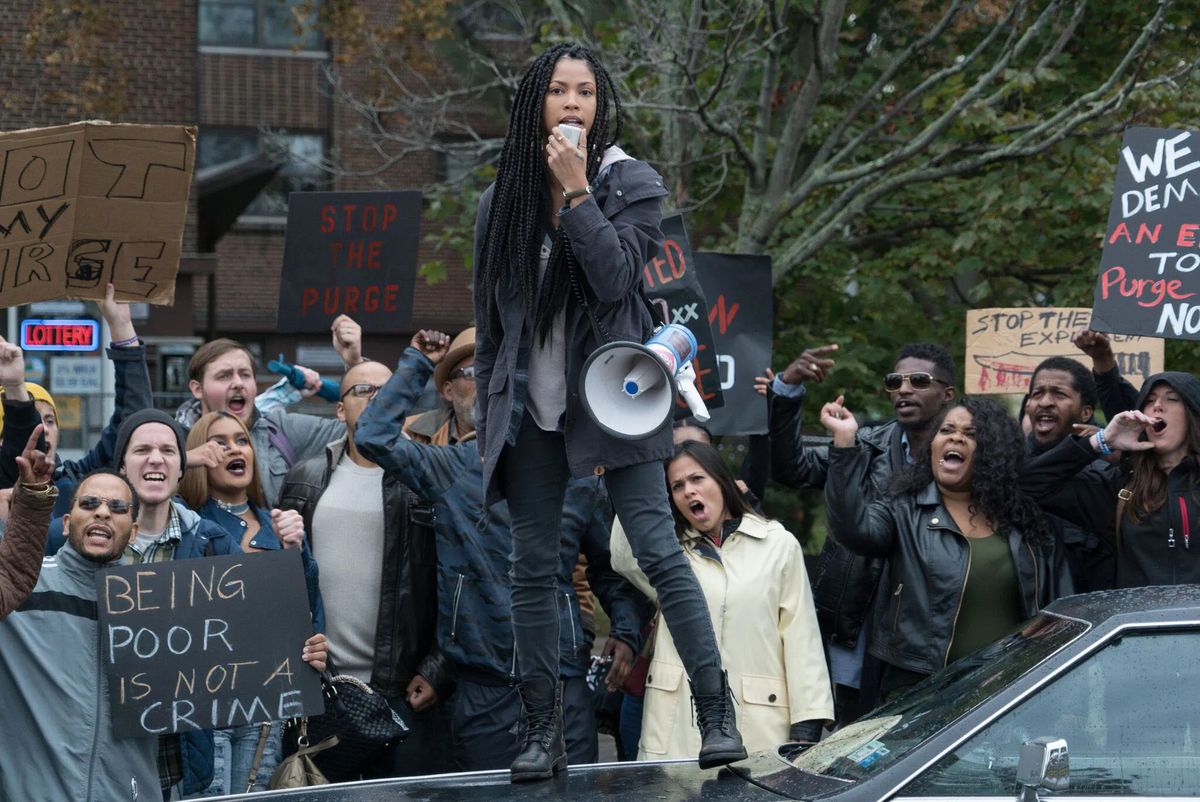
[{"x1": 501, "y1": 414, "x2": 723, "y2": 687}]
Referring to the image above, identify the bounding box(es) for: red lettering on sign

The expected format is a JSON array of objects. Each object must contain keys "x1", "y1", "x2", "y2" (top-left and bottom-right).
[
  {"x1": 708, "y1": 295, "x2": 740, "y2": 336},
  {"x1": 1178, "y1": 223, "x2": 1199, "y2": 247},
  {"x1": 1099, "y1": 265, "x2": 1196, "y2": 308}
]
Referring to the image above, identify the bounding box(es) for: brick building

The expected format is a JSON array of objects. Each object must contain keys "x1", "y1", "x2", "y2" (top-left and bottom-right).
[{"x1": 1, "y1": 0, "x2": 474, "y2": 434}]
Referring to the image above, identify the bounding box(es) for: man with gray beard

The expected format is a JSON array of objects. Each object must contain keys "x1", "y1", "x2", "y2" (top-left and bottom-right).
[{"x1": 403, "y1": 328, "x2": 477, "y2": 446}]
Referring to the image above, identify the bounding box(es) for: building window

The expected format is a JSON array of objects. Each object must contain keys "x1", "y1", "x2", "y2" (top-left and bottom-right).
[
  {"x1": 197, "y1": 130, "x2": 328, "y2": 218},
  {"x1": 199, "y1": 0, "x2": 324, "y2": 50}
]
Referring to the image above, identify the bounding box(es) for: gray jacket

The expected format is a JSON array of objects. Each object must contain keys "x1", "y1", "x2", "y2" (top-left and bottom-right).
[
  {"x1": 250, "y1": 407, "x2": 345, "y2": 506},
  {"x1": 0, "y1": 543, "x2": 159, "y2": 802},
  {"x1": 472, "y1": 155, "x2": 672, "y2": 505}
]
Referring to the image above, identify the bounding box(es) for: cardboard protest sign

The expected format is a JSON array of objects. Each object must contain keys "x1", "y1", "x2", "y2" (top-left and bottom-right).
[
  {"x1": 0, "y1": 121, "x2": 196, "y2": 307},
  {"x1": 99, "y1": 550, "x2": 323, "y2": 738},
  {"x1": 276, "y1": 190, "x2": 421, "y2": 333},
  {"x1": 965, "y1": 307, "x2": 1164, "y2": 394},
  {"x1": 641, "y1": 215, "x2": 724, "y2": 413},
  {"x1": 694, "y1": 252, "x2": 773, "y2": 435},
  {"x1": 1091, "y1": 127, "x2": 1200, "y2": 340}
]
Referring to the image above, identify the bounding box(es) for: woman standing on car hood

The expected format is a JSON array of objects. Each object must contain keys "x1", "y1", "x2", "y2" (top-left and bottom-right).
[
  {"x1": 471, "y1": 42, "x2": 744, "y2": 781},
  {"x1": 822, "y1": 396, "x2": 1071, "y2": 699}
]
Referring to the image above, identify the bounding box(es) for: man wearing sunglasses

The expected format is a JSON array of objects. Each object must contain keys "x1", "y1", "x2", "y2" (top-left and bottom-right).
[
  {"x1": 769, "y1": 342, "x2": 956, "y2": 724},
  {"x1": 278, "y1": 348, "x2": 453, "y2": 779},
  {"x1": 0, "y1": 468, "x2": 161, "y2": 801},
  {"x1": 404, "y1": 328, "x2": 478, "y2": 446}
]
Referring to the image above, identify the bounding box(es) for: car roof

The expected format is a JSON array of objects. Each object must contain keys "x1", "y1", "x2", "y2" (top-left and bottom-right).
[{"x1": 1045, "y1": 584, "x2": 1200, "y2": 626}]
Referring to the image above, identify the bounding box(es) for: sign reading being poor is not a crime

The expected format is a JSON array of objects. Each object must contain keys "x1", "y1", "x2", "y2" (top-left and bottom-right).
[
  {"x1": 1091, "y1": 127, "x2": 1200, "y2": 340},
  {"x1": 99, "y1": 550, "x2": 323, "y2": 738},
  {"x1": 276, "y1": 190, "x2": 421, "y2": 334}
]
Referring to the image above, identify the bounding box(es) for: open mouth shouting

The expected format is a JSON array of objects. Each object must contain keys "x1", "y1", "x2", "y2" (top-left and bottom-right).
[
  {"x1": 939, "y1": 448, "x2": 967, "y2": 470},
  {"x1": 142, "y1": 472, "x2": 168, "y2": 485},
  {"x1": 226, "y1": 393, "x2": 248, "y2": 417},
  {"x1": 84, "y1": 523, "x2": 114, "y2": 550},
  {"x1": 225, "y1": 457, "x2": 248, "y2": 477},
  {"x1": 1032, "y1": 411, "x2": 1059, "y2": 437}
]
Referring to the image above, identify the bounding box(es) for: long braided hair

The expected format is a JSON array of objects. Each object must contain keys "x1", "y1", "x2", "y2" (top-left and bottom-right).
[{"x1": 477, "y1": 43, "x2": 623, "y2": 344}]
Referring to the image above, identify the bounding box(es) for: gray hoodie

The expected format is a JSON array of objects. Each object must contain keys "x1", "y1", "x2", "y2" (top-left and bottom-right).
[{"x1": 0, "y1": 542, "x2": 159, "y2": 802}]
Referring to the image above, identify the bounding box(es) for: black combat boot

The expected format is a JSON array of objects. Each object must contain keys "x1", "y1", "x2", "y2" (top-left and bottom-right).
[
  {"x1": 691, "y1": 666, "x2": 747, "y2": 769},
  {"x1": 510, "y1": 678, "x2": 567, "y2": 782}
]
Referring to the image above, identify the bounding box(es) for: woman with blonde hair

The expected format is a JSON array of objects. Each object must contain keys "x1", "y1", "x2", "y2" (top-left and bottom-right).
[{"x1": 182, "y1": 411, "x2": 324, "y2": 795}]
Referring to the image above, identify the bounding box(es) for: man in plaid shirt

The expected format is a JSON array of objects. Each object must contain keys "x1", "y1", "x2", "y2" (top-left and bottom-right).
[{"x1": 114, "y1": 409, "x2": 242, "y2": 798}]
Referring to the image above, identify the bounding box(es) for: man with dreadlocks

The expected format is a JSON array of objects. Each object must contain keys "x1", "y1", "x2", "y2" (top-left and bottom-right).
[{"x1": 472, "y1": 43, "x2": 745, "y2": 782}]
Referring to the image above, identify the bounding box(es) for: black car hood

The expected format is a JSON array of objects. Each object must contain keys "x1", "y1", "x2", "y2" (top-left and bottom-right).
[{"x1": 213, "y1": 754, "x2": 836, "y2": 802}]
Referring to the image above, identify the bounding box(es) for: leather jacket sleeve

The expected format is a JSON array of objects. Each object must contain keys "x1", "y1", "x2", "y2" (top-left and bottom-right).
[
  {"x1": 825, "y1": 445, "x2": 898, "y2": 558},
  {"x1": 1020, "y1": 436, "x2": 1118, "y2": 537},
  {"x1": 417, "y1": 645, "x2": 454, "y2": 699},
  {"x1": 769, "y1": 391, "x2": 831, "y2": 489}
]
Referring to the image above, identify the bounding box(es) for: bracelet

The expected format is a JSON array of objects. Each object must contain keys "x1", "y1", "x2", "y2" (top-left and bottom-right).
[
  {"x1": 1095, "y1": 429, "x2": 1113, "y2": 456},
  {"x1": 18, "y1": 481, "x2": 59, "y2": 499},
  {"x1": 111, "y1": 335, "x2": 140, "y2": 348},
  {"x1": 563, "y1": 184, "x2": 592, "y2": 201}
]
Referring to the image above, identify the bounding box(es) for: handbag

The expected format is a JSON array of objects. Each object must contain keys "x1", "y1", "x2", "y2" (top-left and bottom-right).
[
  {"x1": 622, "y1": 607, "x2": 660, "y2": 697},
  {"x1": 266, "y1": 720, "x2": 337, "y2": 790},
  {"x1": 297, "y1": 670, "x2": 411, "y2": 781}
]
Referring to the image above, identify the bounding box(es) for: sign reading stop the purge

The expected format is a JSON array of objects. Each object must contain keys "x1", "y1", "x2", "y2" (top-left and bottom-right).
[
  {"x1": 99, "y1": 550, "x2": 323, "y2": 738},
  {"x1": 276, "y1": 190, "x2": 421, "y2": 334}
]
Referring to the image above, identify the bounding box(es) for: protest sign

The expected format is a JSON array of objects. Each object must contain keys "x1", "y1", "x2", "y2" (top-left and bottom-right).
[
  {"x1": 641, "y1": 215, "x2": 724, "y2": 413},
  {"x1": 99, "y1": 550, "x2": 323, "y2": 738},
  {"x1": 965, "y1": 307, "x2": 1163, "y2": 394},
  {"x1": 276, "y1": 190, "x2": 421, "y2": 333},
  {"x1": 1091, "y1": 127, "x2": 1200, "y2": 340},
  {"x1": 694, "y1": 252, "x2": 773, "y2": 435},
  {"x1": 0, "y1": 121, "x2": 196, "y2": 307}
]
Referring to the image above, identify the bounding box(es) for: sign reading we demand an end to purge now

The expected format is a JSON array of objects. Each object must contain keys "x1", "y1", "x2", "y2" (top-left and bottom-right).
[
  {"x1": 99, "y1": 550, "x2": 323, "y2": 738},
  {"x1": 1092, "y1": 127, "x2": 1200, "y2": 340}
]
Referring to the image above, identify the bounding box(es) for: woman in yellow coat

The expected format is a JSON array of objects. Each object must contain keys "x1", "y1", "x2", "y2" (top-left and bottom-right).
[{"x1": 612, "y1": 440, "x2": 833, "y2": 759}]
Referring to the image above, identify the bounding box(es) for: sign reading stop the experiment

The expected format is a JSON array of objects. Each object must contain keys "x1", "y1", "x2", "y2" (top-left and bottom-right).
[
  {"x1": 276, "y1": 190, "x2": 421, "y2": 334},
  {"x1": 1091, "y1": 127, "x2": 1200, "y2": 340},
  {"x1": 965, "y1": 307, "x2": 1164, "y2": 395},
  {"x1": 99, "y1": 550, "x2": 323, "y2": 738}
]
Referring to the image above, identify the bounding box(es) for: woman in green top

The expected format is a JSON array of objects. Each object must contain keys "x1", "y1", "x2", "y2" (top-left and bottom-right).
[{"x1": 820, "y1": 395, "x2": 1071, "y2": 700}]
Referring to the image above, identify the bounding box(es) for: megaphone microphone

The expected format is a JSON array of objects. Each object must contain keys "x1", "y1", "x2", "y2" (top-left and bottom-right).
[{"x1": 580, "y1": 324, "x2": 710, "y2": 440}]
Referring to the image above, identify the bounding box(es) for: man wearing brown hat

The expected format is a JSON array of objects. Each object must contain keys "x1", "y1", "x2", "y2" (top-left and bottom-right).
[{"x1": 403, "y1": 327, "x2": 476, "y2": 446}]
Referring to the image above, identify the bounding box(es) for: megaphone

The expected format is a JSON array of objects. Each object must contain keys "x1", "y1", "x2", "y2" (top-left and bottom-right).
[{"x1": 580, "y1": 324, "x2": 710, "y2": 440}]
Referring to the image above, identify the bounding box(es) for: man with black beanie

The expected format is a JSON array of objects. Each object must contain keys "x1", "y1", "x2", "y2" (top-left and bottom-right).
[{"x1": 114, "y1": 408, "x2": 241, "y2": 798}]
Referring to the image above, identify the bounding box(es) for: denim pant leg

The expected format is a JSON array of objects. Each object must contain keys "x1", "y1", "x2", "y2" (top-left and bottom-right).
[
  {"x1": 502, "y1": 415, "x2": 571, "y2": 685},
  {"x1": 604, "y1": 460, "x2": 722, "y2": 677}
]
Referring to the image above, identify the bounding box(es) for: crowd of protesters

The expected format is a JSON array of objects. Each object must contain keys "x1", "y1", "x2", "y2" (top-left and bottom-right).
[{"x1": 2, "y1": 40, "x2": 1200, "y2": 802}]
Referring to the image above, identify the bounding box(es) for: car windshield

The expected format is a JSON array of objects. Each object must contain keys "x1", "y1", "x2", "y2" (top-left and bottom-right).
[{"x1": 791, "y1": 613, "x2": 1089, "y2": 782}]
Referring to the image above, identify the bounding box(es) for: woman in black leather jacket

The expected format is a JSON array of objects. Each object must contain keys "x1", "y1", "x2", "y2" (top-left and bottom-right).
[{"x1": 821, "y1": 395, "x2": 1070, "y2": 698}]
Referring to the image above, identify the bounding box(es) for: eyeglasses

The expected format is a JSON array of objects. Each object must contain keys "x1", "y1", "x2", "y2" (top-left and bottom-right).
[
  {"x1": 884, "y1": 372, "x2": 948, "y2": 392},
  {"x1": 450, "y1": 365, "x2": 475, "y2": 381},
  {"x1": 76, "y1": 495, "x2": 132, "y2": 515},
  {"x1": 340, "y1": 383, "x2": 382, "y2": 401}
]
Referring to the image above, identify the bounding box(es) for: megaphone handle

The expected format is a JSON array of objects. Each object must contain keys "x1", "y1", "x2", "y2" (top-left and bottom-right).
[{"x1": 676, "y1": 363, "x2": 710, "y2": 423}]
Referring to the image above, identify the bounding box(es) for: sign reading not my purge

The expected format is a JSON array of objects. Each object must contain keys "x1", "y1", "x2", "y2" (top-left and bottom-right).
[
  {"x1": 99, "y1": 550, "x2": 323, "y2": 737},
  {"x1": 1091, "y1": 127, "x2": 1200, "y2": 340}
]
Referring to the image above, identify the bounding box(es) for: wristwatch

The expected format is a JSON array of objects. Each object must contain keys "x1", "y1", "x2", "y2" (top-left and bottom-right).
[{"x1": 563, "y1": 184, "x2": 593, "y2": 201}]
